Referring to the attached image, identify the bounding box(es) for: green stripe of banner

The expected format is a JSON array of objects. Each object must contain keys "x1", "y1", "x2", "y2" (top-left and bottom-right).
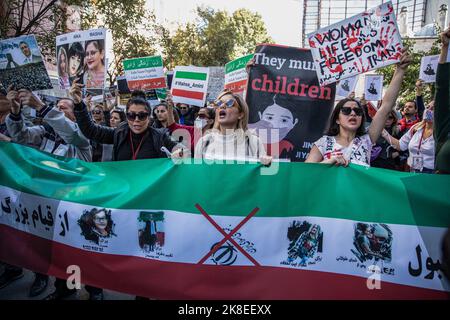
[
  {"x1": 1, "y1": 142, "x2": 450, "y2": 228},
  {"x1": 123, "y1": 56, "x2": 163, "y2": 70},
  {"x1": 175, "y1": 71, "x2": 207, "y2": 81},
  {"x1": 225, "y1": 54, "x2": 254, "y2": 74}
]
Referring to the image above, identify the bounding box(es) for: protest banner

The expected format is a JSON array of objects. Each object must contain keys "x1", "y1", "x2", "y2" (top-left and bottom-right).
[
  {"x1": 123, "y1": 55, "x2": 166, "y2": 91},
  {"x1": 419, "y1": 55, "x2": 439, "y2": 83},
  {"x1": 336, "y1": 76, "x2": 358, "y2": 98},
  {"x1": 364, "y1": 74, "x2": 383, "y2": 101},
  {"x1": 308, "y1": 1, "x2": 402, "y2": 86},
  {"x1": 56, "y1": 28, "x2": 107, "y2": 90},
  {"x1": 206, "y1": 67, "x2": 225, "y2": 103},
  {"x1": 225, "y1": 54, "x2": 254, "y2": 94},
  {"x1": 0, "y1": 35, "x2": 52, "y2": 91},
  {"x1": 0, "y1": 142, "x2": 449, "y2": 299},
  {"x1": 171, "y1": 66, "x2": 209, "y2": 107},
  {"x1": 246, "y1": 44, "x2": 336, "y2": 161}
]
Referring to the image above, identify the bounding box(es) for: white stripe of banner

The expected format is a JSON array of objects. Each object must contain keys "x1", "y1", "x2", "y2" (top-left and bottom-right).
[{"x1": 0, "y1": 185, "x2": 448, "y2": 292}]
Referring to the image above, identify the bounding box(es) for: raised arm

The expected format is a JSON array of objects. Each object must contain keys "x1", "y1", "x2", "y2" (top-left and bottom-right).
[
  {"x1": 368, "y1": 49, "x2": 412, "y2": 144},
  {"x1": 69, "y1": 79, "x2": 115, "y2": 144}
]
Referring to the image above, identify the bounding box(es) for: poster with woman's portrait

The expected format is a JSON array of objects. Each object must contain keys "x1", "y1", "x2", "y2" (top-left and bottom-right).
[
  {"x1": 56, "y1": 28, "x2": 106, "y2": 91},
  {"x1": 77, "y1": 207, "x2": 116, "y2": 246}
]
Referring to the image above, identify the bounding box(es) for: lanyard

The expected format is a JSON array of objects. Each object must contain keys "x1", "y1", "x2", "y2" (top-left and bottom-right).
[
  {"x1": 129, "y1": 130, "x2": 146, "y2": 160},
  {"x1": 417, "y1": 128, "x2": 426, "y2": 154}
]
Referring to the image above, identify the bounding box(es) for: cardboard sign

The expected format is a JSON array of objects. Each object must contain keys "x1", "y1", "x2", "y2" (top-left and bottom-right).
[
  {"x1": 123, "y1": 55, "x2": 166, "y2": 90},
  {"x1": 364, "y1": 74, "x2": 383, "y2": 101},
  {"x1": 225, "y1": 54, "x2": 254, "y2": 94},
  {"x1": 308, "y1": 1, "x2": 402, "y2": 86},
  {"x1": 171, "y1": 66, "x2": 209, "y2": 107},
  {"x1": 0, "y1": 35, "x2": 52, "y2": 91},
  {"x1": 419, "y1": 55, "x2": 439, "y2": 83},
  {"x1": 336, "y1": 76, "x2": 358, "y2": 98}
]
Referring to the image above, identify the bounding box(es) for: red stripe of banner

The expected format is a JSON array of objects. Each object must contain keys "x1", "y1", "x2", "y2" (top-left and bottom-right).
[
  {"x1": 127, "y1": 77, "x2": 166, "y2": 90},
  {"x1": 225, "y1": 79, "x2": 248, "y2": 93},
  {"x1": 0, "y1": 225, "x2": 447, "y2": 300},
  {"x1": 172, "y1": 88, "x2": 204, "y2": 101}
]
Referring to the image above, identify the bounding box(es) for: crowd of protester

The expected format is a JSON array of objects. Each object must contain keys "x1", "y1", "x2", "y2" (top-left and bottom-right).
[{"x1": 0, "y1": 25, "x2": 449, "y2": 299}]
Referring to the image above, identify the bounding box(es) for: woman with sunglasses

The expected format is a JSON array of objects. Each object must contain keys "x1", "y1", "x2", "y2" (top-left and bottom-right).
[
  {"x1": 194, "y1": 90, "x2": 272, "y2": 165},
  {"x1": 69, "y1": 79, "x2": 184, "y2": 161},
  {"x1": 306, "y1": 49, "x2": 411, "y2": 167}
]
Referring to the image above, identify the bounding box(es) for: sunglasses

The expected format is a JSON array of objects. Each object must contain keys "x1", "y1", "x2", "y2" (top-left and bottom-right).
[
  {"x1": 340, "y1": 107, "x2": 363, "y2": 116},
  {"x1": 214, "y1": 98, "x2": 236, "y2": 108},
  {"x1": 126, "y1": 112, "x2": 149, "y2": 121},
  {"x1": 92, "y1": 110, "x2": 102, "y2": 115},
  {"x1": 179, "y1": 107, "x2": 188, "y2": 110}
]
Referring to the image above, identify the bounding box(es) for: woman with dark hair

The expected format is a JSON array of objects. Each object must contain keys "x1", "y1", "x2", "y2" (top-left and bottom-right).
[
  {"x1": 67, "y1": 42, "x2": 85, "y2": 85},
  {"x1": 305, "y1": 49, "x2": 411, "y2": 167},
  {"x1": 69, "y1": 79, "x2": 184, "y2": 160},
  {"x1": 57, "y1": 47, "x2": 70, "y2": 89},
  {"x1": 83, "y1": 40, "x2": 105, "y2": 89},
  {"x1": 78, "y1": 208, "x2": 115, "y2": 245},
  {"x1": 110, "y1": 109, "x2": 126, "y2": 128}
]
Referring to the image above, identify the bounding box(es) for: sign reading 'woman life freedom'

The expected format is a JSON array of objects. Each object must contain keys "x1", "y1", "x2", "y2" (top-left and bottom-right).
[
  {"x1": 123, "y1": 55, "x2": 166, "y2": 91},
  {"x1": 307, "y1": 1, "x2": 403, "y2": 86},
  {"x1": 171, "y1": 66, "x2": 209, "y2": 107}
]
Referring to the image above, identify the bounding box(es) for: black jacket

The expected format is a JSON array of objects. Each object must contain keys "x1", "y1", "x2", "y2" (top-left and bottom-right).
[{"x1": 74, "y1": 101, "x2": 176, "y2": 161}]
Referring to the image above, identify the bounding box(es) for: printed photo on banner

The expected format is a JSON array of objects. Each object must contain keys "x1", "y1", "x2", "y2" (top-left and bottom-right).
[
  {"x1": 77, "y1": 207, "x2": 116, "y2": 246},
  {"x1": 246, "y1": 44, "x2": 335, "y2": 162},
  {"x1": 171, "y1": 66, "x2": 209, "y2": 107},
  {"x1": 225, "y1": 54, "x2": 254, "y2": 94},
  {"x1": 56, "y1": 28, "x2": 106, "y2": 90},
  {"x1": 419, "y1": 55, "x2": 439, "y2": 83},
  {"x1": 351, "y1": 223, "x2": 393, "y2": 264},
  {"x1": 364, "y1": 74, "x2": 383, "y2": 101},
  {"x1": 336, "y1": 75, "x2": 358, "y2": 98},
  {"x1": 137, "y1": 211, "x2": 173, "y2": 260},
  {"x1": 123, "y1": 55, "x2": 166, "y2": 91},
  {"x1": 0, "y1": 35, "x2": 52, "y2": 91},
  {"x1": 280, "y1": 220, "x2": 323, "y2": 268},
  {"x1": 307, "y1": 1, "x2": 403, "y2": 86}
]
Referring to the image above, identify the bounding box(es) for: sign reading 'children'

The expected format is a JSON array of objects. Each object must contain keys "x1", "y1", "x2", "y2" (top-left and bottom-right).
[
  {"x1": 307, "y1": 1, "x2": 402, "y2": 86},
  {"x1": 246, "y1": 44, "x2": 335, "y2": 162}
]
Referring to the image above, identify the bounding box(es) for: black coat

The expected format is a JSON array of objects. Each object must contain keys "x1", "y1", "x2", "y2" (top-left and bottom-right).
[{"x1": 74, "y1": 101, "x2": 176, "y2": 161}]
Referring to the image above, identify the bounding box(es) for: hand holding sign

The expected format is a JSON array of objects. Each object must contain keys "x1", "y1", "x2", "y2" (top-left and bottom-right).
[
  {"x1": 69, "y1": 78, "x2": 84, "y2": 104},
  {"x1": 17, "y1": 89, "x2": 45, "y2": 111},
  {"x1": 6, "y1": 85, "x2": 20, "y2": 115}
]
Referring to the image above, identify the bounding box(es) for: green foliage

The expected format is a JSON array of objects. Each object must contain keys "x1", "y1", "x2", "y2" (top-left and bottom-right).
[
  {"x1": 80, "y1": 0, "x2": 158, "y2": 84},
  {"x1": 159, "y1": 6, "x2": 273, "y2": 69}
]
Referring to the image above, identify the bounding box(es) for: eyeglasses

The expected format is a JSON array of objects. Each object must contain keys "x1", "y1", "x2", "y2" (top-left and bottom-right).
[
  {"x1": 197, "y1": 114, "x2": 208, "y2": 119},
  {"x1": 214, "y1": 98, "x2": 237, "y2": 109},
  {"x1": 126, "y1": 112, "x2": 149, "y2": 121},
  {"x1": 340, "y1": 107, "x2": 363, "y2": 117},
  {"x1": 86, "y1": 50, "x2": 99, "y2": 57},
  {"x1": 94, "y1": 217, "x2": 106, "y2": 222},
  {"x1": 179, "y1": 106, "x2": 188, "y2": 110}
]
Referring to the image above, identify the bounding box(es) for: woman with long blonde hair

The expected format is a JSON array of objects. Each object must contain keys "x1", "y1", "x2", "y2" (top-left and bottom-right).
[{"x1": 195, "y1": 90, "x2": 271, "y2": 165}]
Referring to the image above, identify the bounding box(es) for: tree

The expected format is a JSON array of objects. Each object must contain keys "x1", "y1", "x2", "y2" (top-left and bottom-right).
[
  {"x1": 79, "y1": 0, "x2": 158, "y2": 84},
  {"x1": 0, "y1": 0, "x2": 83, "y2": 64},
  {"x1": 159, "y1": 6, "x2": 273, "y2": 69},
  {"x1": 376, "y1": 34, "x2": 441, "y2": 105}
]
